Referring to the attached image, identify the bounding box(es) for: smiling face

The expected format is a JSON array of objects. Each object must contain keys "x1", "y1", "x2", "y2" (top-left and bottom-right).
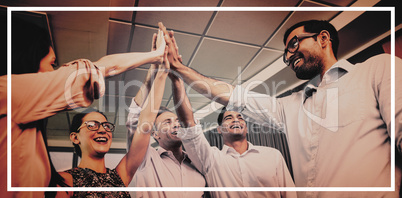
[
  {"x1": 218, "y1": 111, "x2": 247, "y2": 142},
  {"x1": 70, "y1": 112, "x2": 112, "y2": 158},
  {"x1": 284, "y1": 26, "x2": 323, "y2": 80},
  {"x1": 153, "y1": 111, "x2": 182, "y2": 149},
  {"x1": 38, "y1": 47, "x2": 56, "y2": 73}
]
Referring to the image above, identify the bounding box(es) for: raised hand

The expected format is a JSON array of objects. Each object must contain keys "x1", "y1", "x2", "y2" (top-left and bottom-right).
[
  {"x1": 158, "y1": 22, "x2": 183, "y2": 70},
  {"x1": 153, "y1": 29, "x2": 166, "y2": 65}
]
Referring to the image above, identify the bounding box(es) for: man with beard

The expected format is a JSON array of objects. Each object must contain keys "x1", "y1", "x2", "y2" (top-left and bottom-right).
[
  {"x1": 126, "y1": 33, "x2": 206, "y2": 198},
  {"x1": 159, "y1": 20, "x2": 402, "y2": 197},
  {"x1": 171, "y1": 73, "x2": 296, "y2": 198}
]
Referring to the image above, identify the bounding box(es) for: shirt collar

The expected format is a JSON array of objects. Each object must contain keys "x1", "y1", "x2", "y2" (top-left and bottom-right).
[
  {"x1": 303, "y1": 59, "x2": 352, "y2": 97},
  {"x1": 157, "y1": 147, "x2": 191, "y2": 162},
  {"x1": 222, "y1": 141, "x2": 259, "y2": 155}
]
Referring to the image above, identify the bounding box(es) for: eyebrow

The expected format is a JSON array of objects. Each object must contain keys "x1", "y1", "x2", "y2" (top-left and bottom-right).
[{"x1": 223, "y1": 115, "x2": 233, "y2": 120}]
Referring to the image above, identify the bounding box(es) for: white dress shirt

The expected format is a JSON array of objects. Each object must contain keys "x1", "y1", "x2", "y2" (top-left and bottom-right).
[
  {"x1": 126, "y1": 100, "x2": 206, "y2": 198},
  {"x1": 178, "y1": 124, "x2": 296, "y2": 198},
  {"x1": 227, "y1": 54, "x2": 402, "y2": 197}
]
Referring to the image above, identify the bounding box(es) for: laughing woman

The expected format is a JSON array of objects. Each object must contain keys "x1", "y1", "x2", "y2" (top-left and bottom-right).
[{"x1": 56, "y1": 36, "x2": 170, "y2": 198}]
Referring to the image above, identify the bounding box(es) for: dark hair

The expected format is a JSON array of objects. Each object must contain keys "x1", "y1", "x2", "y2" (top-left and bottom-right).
[
  {"x1": 12, "y1": 16, "x2": 52, "y2": 74},
  {"x1": 217, "y1": 107, "x2": 228, "y2": 126},
  {"x1": 283, "y1": 20, "x2": 339, "y2": 58},
  {"x1": 70, "y1": 109, "x2": 108, "y2": 158},
  {"x1": 156, "y1": 106, "x2": 173, "y2": 119}
]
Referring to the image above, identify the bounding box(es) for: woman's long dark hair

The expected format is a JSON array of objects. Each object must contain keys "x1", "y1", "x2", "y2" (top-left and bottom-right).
[
  {"x1": 10, "y1": 16, "x2": 67, "y2": 197},
  {"x1": 12, "y1": 15, "x2": 51, "y2": 74}
]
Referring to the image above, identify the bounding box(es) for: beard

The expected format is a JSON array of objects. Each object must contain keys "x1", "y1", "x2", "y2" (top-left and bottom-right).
[{"x1": 292, "y1": 51, "x2": 323, "y2": 80}]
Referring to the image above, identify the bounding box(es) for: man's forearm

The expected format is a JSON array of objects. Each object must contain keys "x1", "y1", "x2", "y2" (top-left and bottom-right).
[
  {"x1": 174, "y1": 63, "x2": 234, "y2": 106},
  {"x1": 171, "y1": 75, "x2": 195, "y2": 128}
]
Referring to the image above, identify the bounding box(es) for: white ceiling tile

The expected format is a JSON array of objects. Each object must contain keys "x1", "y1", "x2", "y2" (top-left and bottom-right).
[
  {"x1": 251, "y1": 66, "x2": 301, "y2": 96},
  {"x1": 123, "y1": 67, "x2": 172, "y2": 99},
  {"x1": 47, "y1": 11, "x2": 109, "y2": 64},
  {"x1": 135, "y1": 11, "x2": 214, "y2": 34},
  {"x1": 207, "y1": 10, "x2": 290, "y2": 45},
  {"x1": 130, "y1": 25, "x2": 159, "y2": 52},
  {"x1": 137, "y1": 0, "x2": 219, "y2": 7},
  {"x1": 107, "y1": 21, "x2": 132, "y2": 54},
  {"x1": 130, "y1": 25, "x2": 201, "y2": 66},
  {"x1": 189, "y1": 38, "x2": 259, "y2": 79},
  {"x1": 240, "y1": 48, "x2": 282, "y2": 81}
]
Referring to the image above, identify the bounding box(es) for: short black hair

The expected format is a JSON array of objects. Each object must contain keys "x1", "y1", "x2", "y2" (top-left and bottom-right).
[
  {"x1": 283, "y1": 20, "x2": 339, "y2": 58},
  {"x1": 70, "y1": 109, "x2": 108, "y2": 158},
  {"x1": 217, "y1": 107, "x2": 228, "y2": 126}
]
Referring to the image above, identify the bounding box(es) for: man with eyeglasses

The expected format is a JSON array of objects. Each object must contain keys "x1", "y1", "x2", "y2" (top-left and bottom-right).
[{"x1": 159, "y1": 20, "x2": 402, "y2": 197}]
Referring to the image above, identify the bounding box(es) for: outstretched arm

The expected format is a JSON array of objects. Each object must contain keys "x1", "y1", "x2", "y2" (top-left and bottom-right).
[
  {"x1": 126, "y1": 33, "x2": 159, "y2": 150},
  {"x1": 116, "y1": 30, "x2": 169, "y2": 186},
  {"x1": 159, "y1": 22, "x2": 234, "y2": 106},
  {"x1": 94, "y1": 32, "x2": 165, "y2": 78}
]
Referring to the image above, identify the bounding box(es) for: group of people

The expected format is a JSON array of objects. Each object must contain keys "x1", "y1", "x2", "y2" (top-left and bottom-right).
[{"x1": 0, "y1": 15, "x2": 401, "y2": 198}]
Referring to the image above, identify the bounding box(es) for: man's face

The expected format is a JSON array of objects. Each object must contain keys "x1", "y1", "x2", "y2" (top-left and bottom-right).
[
  {"x1": 219, "y1": 111, "x2": 247, "y2": 140},
  {"x1": 284, "y1": 26, "x2": 323, "y2": 80},
  {"x1": 154, "y1": 111, "x2": 182, "y2": 148}
]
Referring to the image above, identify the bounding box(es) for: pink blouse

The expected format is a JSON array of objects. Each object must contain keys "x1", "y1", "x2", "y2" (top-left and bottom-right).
[{"x1": 0, "y1": 59, "x2": 105, "y2": 198}]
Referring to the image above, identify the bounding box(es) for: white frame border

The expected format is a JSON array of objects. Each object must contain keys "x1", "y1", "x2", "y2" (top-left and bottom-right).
[{"x1": 7, "y1": 6, "x2": 395, "y2": 192}]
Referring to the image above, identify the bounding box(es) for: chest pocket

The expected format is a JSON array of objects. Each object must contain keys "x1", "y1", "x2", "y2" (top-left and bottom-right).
[{"x1": 303, "y1": 86, "x2": 370, "y2": 132}]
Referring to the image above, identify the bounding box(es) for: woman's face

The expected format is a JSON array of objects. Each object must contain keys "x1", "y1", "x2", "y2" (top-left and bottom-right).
[
  {"x1": 38, "y1": 47, "x2": 56, "y2": 73},
  {"x1": 73, "y1": 112, "x2": 113, "y2": 158}
]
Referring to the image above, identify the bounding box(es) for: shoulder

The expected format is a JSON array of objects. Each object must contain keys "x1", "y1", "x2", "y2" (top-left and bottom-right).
[
  {"x1": 254, "y1": 146, "x2": 283, "y2": 157},
  {"x1": 354, "y1": 54, "x2": 391, "y2": 70}
]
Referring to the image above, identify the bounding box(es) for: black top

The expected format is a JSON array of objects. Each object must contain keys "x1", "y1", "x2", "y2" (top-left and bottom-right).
[{"x1": 65, "y1": 167, "x2": 131, "y2": 198}]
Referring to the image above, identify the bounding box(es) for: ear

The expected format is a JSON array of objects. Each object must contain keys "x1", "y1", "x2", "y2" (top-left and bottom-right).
[
  {"x1": 217, "y1": 126, "x2": 222, "y2": 135},
  {"x1": 70, "y1": 132, "x2": 80, "y2": 145},
  {"x1": 152, "y1": 131, "x2": 160, "y2": 139},
  {"x1": 318, "y1": 30, "x2": 331, "y2": 48}
]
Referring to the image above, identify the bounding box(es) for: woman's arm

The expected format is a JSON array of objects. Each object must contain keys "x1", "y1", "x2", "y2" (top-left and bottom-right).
[
  {"x1": 94, "y1": 33, "x2": 165, "y2": 78},
  {"x1": 116, "y1": 31, "x2": 169, "y2": 186}
]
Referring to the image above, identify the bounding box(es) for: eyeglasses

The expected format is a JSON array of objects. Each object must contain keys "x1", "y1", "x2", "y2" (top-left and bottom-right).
[
  {"x1": 283, "y1": 33, "x2": 318, "y2": 66},
  {"x1": 77, "y1": 120, "x2": 115, "y2": 132}
]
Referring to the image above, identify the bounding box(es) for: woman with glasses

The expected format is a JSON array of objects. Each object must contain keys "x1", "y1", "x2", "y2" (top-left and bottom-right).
[{"x1": 56, "y1": 41, "x2": 170, "y2": 198}]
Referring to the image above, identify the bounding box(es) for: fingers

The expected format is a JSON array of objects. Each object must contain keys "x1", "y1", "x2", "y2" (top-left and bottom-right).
[{"x1": 170, "y1": 31, "x2": 183, "y2": 63}]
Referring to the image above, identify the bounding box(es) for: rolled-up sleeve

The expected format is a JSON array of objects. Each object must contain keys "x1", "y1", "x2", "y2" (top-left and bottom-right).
[
  {"x1": 9, "y1": 59, "x2": 105, "y2": 125},
  {"x1": 177, "y1": 123, "x2": 215, "y2": 174},
  {"x1": 126, "y1": 98, "x2": 142, "y2": 150}
]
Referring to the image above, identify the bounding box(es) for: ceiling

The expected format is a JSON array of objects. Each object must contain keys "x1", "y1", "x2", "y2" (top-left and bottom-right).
[{"x1": 2, "y1": 0, "x2": 400, "y2": 149}]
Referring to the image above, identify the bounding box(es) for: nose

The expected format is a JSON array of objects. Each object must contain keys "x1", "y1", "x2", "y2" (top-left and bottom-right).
[{"x1": 173, "y1": 120, "x2": 181, "y2": 128}]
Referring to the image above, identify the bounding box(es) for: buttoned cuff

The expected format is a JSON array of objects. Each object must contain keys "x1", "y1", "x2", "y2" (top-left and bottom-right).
[{"x1": 177, "y1": 121, "x2": 203, "y2": 140}]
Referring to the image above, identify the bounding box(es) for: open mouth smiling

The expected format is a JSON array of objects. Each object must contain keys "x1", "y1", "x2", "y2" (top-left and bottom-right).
[{"x1": 93, "y1": 137, "x2": 108, "y2": 143}]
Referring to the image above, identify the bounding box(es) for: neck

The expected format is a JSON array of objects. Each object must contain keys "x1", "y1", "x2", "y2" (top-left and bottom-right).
[
  {"x1": 224, "y1": 138, "x2": 248, "y2": 154},
  {"x1": 78, "y1": 155, "x2": 106, "y2": 173},
  {"x1": 320, "y1": 55, "x2": 338, "y2": 80},
  {"x1": 162, "y1": 144, "x2": 184, "y2": 163}
]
